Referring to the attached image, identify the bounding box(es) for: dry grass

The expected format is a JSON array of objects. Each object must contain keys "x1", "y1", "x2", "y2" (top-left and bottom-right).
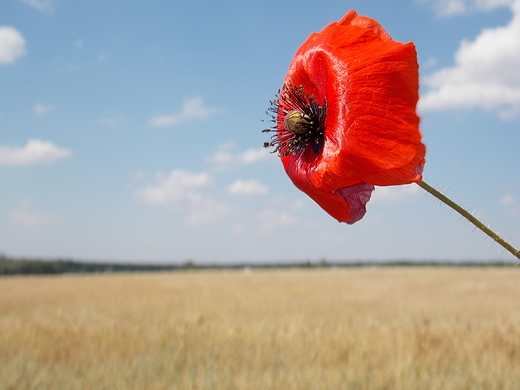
[{"x1": 1, "y1": 267, "x2": 520, "y2": 389}]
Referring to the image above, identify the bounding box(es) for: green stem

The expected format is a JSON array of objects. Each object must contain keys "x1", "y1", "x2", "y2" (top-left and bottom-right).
[{"x1": 417, "y1": 181, "x2": 520, "y2": 260}]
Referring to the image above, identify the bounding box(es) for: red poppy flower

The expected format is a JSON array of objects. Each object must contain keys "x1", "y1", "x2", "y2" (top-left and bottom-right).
[{"x1": 264, "y1": 10, "x2": 426, "y2": 224}]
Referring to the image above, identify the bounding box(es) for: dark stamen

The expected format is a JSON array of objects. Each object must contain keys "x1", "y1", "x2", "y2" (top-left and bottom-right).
[{"x1": 262, "y1": 82, "x2": 327, "y2": 156}]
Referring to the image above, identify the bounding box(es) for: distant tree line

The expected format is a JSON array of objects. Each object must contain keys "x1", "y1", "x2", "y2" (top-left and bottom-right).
[
  {"x1": 0, "y1": 255, "x2": 514, "y2": 276},
  {"x1": 0, "y1": 255, "x2": 181, "y2": 275}
]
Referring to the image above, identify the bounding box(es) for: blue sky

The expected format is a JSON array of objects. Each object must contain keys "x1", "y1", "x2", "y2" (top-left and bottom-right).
[{"x1": 1, "y1": 0, "x2": 519, "y2": 263}]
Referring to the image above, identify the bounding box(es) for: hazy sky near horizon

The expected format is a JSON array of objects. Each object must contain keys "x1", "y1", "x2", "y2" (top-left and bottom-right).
[{"x1": 1, "y1": 0, "x2": 519, "y2": 263}]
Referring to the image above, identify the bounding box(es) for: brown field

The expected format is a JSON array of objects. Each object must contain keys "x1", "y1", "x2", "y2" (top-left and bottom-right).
[{"x1": 1, "y1": 267, "x2": 520, "y2": 389}]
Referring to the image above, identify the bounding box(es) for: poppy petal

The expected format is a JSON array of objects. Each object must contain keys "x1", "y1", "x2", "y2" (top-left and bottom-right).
[
  {"x1": 283, "y1": 153, "x2": 375, "y2": 224},
  {"x1": 271, "y1": 10, "x2": 425, "y2": 224},
  {"x1": 334, "y1": 184, "x2": 375, "y2": 224}
]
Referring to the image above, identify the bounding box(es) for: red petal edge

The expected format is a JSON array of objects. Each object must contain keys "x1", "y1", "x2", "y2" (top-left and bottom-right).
[
  {"x1": 333, "y1": 184, "x2": 375, "y2": 224},
  {"x1": 277, "y1": 10, "x2": 425, "y2": 224}
]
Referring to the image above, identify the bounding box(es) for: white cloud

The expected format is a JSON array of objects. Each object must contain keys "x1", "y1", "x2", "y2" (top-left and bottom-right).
[
  {"x1": 134, "y1": 170, "x2": 211, "y2": 206},
  {"x1": 206, "y1": 142, "x2": 273, "y2": 170},
  {"x1": 291, "y1": 199, "x2": 306, "y2": 210},
  {"x1": 419, "y1": 0, "x2": 520, "y2": 118},
  {"x1": 501, "y1": 194, "x2": 516, "y2": 205},
  {"x1": 0, "y1": 139, "x2": 72, "y2": 166},
  {"x1": 186, "y1": 197, "x2": 229, "y2": 225},
  {"x1": 228, "y1": 179, "x2": 268, "y2": 196},
  {"x1": 149, "y1": 97, "x2": 216, "y2": 127},
  {"x1": 422, "y1": 57, "x2": 439, "y2": 70},
  {"x1": 0, "y1": 26, "x2": 26, "y2": 64},
  {"x1": 241, "y1": 148, "x2": 271, "y2": 164},
  {"x1": 19, "y1": 0, "x2": 52, "y2": 11},
  {"x1": 476, "y1": 0, "x2": 516, "y2": 10},
  {"x1": 501, "y1": 194, "x2": 520, "y2": 215},
  {"x1": 10, "y1": 200, "x2": 61, "y2": 226},
  {"x1": 134, "y1": 169, "x2": 229, "y2": 224},
  {"x1": 99, "y1": 115, "x2": 125, "y2": 127},
  {"x1": 426, "y1": 0, "x2": 515, "y2": 15},
  {"x1": 232, "y1": 223, "x2": 245, "y2": 235},
  {"x1": 133, "y1": 170, "x2": 146, "y2": 180},
  {"x1": 256, "y1": 209, "x2": 295, "y2": 233},
  {"x1": 34, "y1": 103, "x2": 52, "y2": 116},
  {"x1": 371, "y1": 185, "x2": 419, "y2": 204},
  {"x1": 67, "y1": 64, "x2": 81, "y2": 72},
  {"x1": 73, "y1": 39, "x2": 83, "y2": 49},
  {"x1": 11, "y1": 209, "x2": 60, "y2": 226},
  {"x1": 431, "y1": 0, "x2": 467, "y2": 15}
]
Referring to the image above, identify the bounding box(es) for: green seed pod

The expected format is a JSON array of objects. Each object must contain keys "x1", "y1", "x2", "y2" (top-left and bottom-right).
[{"x1": 284, "y1": 110, "x2": 313, "y2": 134}]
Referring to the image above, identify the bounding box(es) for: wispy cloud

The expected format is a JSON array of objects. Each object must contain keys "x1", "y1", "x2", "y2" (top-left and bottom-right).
[
  {"x1": 419, "y1": 0, "x2": 520, "y2": 119},
  {"x1": 10, "y1": 200, "x2": 61, "y2": 226},
  {"x1": 73, "y1": 39, "x2": 83, "y2": 49},
  {"x1": 11, "y1": 209, "x2": 60, "y2": 226},
  {"x1": 149, "y1": 97, "x2": 216, "y2": 127},
  {"x1": 501, "y1": 194, "x2": 516, "y2": 205},
  {"x1": 99, "y1": 115, "x2": 125, "y2": 127},
  {"x1": 134, "y1": 170, "x2": 212, "y2": 206},
  {"x1": 19, "y1": 0, "x2": 53, "y2": 11},
  {"x1": 256, "y1": 209, "x2": 295, "y2": 234},
  {"x1": 432, "y1": 0, "x2": 467, "y2": 15},
  {"x1": 227, "y1": 179, "x2": 268, "y2": 196},
  {"x1": 186, "y1": 198, "x2": 230, "y2": 225},
  {"x1": 501, "y1": 193, "x2": 520, "y2": 215},
  {"x1": 206, "y1": 142, "x2": 273, "y2": 170},
  {"x1": 34, "y1": 103, "x2": 52, "y2": 116},
  {"x1": 134, "y1": 169, "x2": 229, "y2": 225},
  {"x1": 0, "y1": 139, "x2": 72, "y2": 166},
  {"x1": 0, "y1": 26, "x2": 26, "y2": 64},
  {"x1": 425, "y1": 0, "x2": 514, "y2": 15},
  {"x1": 370, "y1": 185, "x2": 419, "y2": 204}
]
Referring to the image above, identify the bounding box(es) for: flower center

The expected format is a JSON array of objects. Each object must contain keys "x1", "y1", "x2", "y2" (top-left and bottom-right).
[
  {"x1": 263, "y1": 83, "x2": 327, "y2": 156},
  {"x1": 284, "y1": 110, "x2": 313, "y2": 134}
]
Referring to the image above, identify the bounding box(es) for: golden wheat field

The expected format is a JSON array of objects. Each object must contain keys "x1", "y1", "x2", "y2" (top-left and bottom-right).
[{"x1": 1, "y1": 266, "x2": 520, "y2": 389}]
